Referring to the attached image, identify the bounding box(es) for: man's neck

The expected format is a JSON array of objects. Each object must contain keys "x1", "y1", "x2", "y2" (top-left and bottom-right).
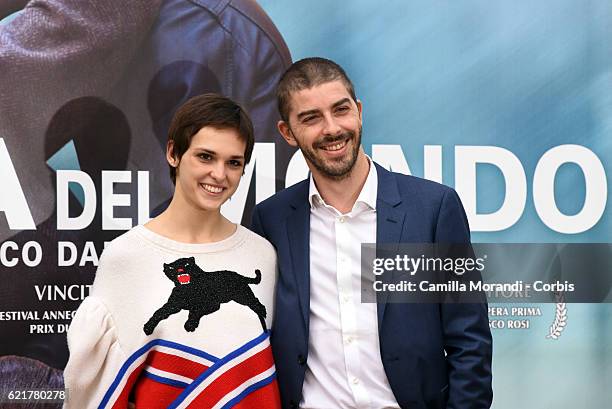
[{"x1": 312, "y1": 151, "x2": 370, "y2": 214}]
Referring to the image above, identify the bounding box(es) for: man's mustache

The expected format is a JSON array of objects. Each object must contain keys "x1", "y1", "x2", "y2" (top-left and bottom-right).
[{"x1": 313, "y1": 131, "x2": 354, "y2": 149}]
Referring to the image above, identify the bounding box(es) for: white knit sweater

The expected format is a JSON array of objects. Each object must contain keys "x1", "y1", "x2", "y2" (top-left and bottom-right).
[{"x1": 63, "y1": 224, "x2": 280, "y2": 409}]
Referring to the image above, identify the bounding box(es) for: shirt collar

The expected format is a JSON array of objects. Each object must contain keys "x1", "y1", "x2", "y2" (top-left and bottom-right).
[{"x1": 308, "y1": 155, "x2": 378, "y2": 210}]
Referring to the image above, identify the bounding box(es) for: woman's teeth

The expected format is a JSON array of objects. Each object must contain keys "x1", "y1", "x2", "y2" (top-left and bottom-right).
[{"x1": 201, "y1": 184, "x2": 223, "y2": 193}]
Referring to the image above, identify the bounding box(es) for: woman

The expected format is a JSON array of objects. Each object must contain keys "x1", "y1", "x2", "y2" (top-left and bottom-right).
[{"x1": 63, "y1": 94, "x2": 281, "y2": 408}]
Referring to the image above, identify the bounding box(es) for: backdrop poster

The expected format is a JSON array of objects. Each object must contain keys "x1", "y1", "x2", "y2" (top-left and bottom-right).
[{"x1": 1, "y1": 1, "x2": 610, "y2": 408}]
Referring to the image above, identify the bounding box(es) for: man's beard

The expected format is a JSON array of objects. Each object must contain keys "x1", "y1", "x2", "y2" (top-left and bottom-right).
[{"x1": 295, "y1": 126, "x2": 362, "y2": 181}]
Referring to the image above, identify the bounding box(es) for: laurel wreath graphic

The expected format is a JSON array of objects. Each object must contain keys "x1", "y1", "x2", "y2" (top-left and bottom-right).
[{"x1": 546, "y1": 292, "x2": 567, "y2": 340}]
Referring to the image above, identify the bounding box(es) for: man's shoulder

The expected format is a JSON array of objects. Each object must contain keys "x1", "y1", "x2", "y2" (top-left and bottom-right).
[
  {"x1": 376, "y1": 163, "x2": 454, "y2": 202},
  {"x1": 254, "y1": 178, "x2": 309, "y2": 215}
]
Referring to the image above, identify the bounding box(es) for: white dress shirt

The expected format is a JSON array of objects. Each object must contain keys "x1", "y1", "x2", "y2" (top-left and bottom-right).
[{"x1": 301, "y1": 159, "x2": 400, "y2": 409}]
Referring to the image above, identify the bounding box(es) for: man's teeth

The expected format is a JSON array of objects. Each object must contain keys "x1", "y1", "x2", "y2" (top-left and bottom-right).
[
  {"x1": 321, "y1": 140, "x2": 347, "y2": 151},
  {"x1": 201, "y1": 184, "x2": 223, "y2": 193}
]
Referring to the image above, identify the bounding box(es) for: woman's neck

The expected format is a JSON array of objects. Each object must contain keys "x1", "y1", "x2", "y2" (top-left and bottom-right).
[{"x1": 145, "y1": 194, "x2": 236, "y2": 244}]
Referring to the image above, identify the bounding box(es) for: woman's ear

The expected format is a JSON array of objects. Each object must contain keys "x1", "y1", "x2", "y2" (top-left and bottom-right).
[{"x1": 166, "y1": 140, "x2": 178, "y2": 167}]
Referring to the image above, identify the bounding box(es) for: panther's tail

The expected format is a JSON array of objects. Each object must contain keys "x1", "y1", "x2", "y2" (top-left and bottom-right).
[{"x1": 247, "y1": 269, "x2": 262, "y2": 284}]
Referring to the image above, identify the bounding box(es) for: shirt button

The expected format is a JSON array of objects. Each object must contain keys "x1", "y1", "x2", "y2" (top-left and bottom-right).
[
  {"x1": 339, "y1": 217, "x2": 345, "y2": 223},
  {"x1": 344, "y1": 336, "x2": 353, "y2": 345},
  {"x1": 352, "y1": 377, "x2": 359, "y2": 385}
]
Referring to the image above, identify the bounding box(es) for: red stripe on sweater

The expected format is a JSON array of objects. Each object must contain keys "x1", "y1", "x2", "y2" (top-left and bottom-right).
[
  {"x1": 146, "y1": 350, "x2": 209, "y2": 380},
  {"x1": 132, "y1": 376, "x2": 184, "y2": 409},
  {"x1": 233, "y1": 378, "x2": 281, "y2": 409},
  {"x1": 110, "y1": 362, "x2": 146, "y2": 409},
  {"x1": 186, "y1": 345, "x2": 275, "y2": 408}
]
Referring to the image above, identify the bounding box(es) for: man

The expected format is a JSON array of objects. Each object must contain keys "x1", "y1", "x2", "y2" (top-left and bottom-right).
[{"x1": 251, "y1": 57, "x2": 492, "y2": 409}]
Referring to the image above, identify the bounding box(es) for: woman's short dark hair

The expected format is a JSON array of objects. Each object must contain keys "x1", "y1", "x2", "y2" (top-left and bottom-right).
[{"x1": 167, "y1": 93, "x2": 254, "y2": 184}]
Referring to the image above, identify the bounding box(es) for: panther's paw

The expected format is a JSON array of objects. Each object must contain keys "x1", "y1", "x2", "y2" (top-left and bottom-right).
[
  {"x1": 184, "y1": 321, "x2": 198, "y2": 332},
  {"x1": 143, "y1": 322, "x2": 155, "y2": 335}
]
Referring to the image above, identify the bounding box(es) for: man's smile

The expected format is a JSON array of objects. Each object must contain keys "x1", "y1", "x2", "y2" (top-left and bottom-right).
[{"x1": 319, "y1": 139, "x2": 348, "y2": 152}]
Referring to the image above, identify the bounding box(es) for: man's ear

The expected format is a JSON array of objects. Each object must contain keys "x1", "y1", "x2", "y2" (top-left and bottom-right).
[
  {"x1": 166, "y1": 140, "x2": 179, "y2": 167},
  {"x1": 277, "y1": 120, "x2": 298, "y2": 147},
  {"x1": 356, "y1": 99, "x2": 363, "y2": 124}
]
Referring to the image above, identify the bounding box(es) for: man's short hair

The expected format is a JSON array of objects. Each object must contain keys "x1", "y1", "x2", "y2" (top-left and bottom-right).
[
  {"x1": 277, "y1": 57, "x2": 357, "y2": 123},
  {"x1": 167, "y1": 93, "x2": 254, "y2": 184}
]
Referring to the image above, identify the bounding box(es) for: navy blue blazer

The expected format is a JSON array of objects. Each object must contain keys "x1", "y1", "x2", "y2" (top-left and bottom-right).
[{"x1": 251, "y1": 163, "x2": 492, "y2": 409}]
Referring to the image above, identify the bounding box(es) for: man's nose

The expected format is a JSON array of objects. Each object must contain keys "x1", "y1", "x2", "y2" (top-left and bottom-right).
[{"x1": 322, "y1": 114, "x2": 342, "y2": 136}]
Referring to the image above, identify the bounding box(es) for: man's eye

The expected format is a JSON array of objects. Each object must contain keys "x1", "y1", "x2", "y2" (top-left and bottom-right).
[
  {"x1": 303, "y1": 115, "x2": 318, "y2": 123},
  {"x1": 336, "y1": 106, "x2": 349, "y2": 113}
]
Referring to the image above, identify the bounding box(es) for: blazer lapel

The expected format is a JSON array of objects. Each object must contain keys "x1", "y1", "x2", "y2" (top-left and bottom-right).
[
  {"x1": 286, "y1": 181, "x2": 311, "y2": 330},
  {"x1": 375, "y1": 164, "x2": 406, "y2": 328}
]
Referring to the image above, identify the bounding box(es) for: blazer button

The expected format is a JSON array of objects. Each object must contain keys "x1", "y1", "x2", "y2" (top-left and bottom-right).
[
  {"x1": 290, "y1": 399, "x2": 298, "y2": 409},
  {"x1": 297, "y1": 354, "x2": 306, "y2": 366}
]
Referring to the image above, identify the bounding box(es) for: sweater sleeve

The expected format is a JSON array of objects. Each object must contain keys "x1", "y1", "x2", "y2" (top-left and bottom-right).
[{"x1": 63, "y1": 296, "x2": 126, "y2": 409}]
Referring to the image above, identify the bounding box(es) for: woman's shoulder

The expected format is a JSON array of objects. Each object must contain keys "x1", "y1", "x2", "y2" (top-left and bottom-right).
[
  {"x1": 98, "y1": 225, "x2": 149, "y2": 266},
  {"x1": 239, "y1": 225, "x2": 276, "y2": 255}
]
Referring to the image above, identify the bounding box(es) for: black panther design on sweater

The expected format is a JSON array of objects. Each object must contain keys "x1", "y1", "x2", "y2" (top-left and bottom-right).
[{"x1": 143, "y1": 257, "x2": 267, "y2": 335}]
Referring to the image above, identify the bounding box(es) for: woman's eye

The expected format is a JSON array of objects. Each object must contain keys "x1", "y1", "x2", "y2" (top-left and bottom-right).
[
  {"x1": 198, "y1": 153, "x2": 212, "y2": 161},
  {"x1": 229, "y1": 160, "x2": 243, "y2": 168}
]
